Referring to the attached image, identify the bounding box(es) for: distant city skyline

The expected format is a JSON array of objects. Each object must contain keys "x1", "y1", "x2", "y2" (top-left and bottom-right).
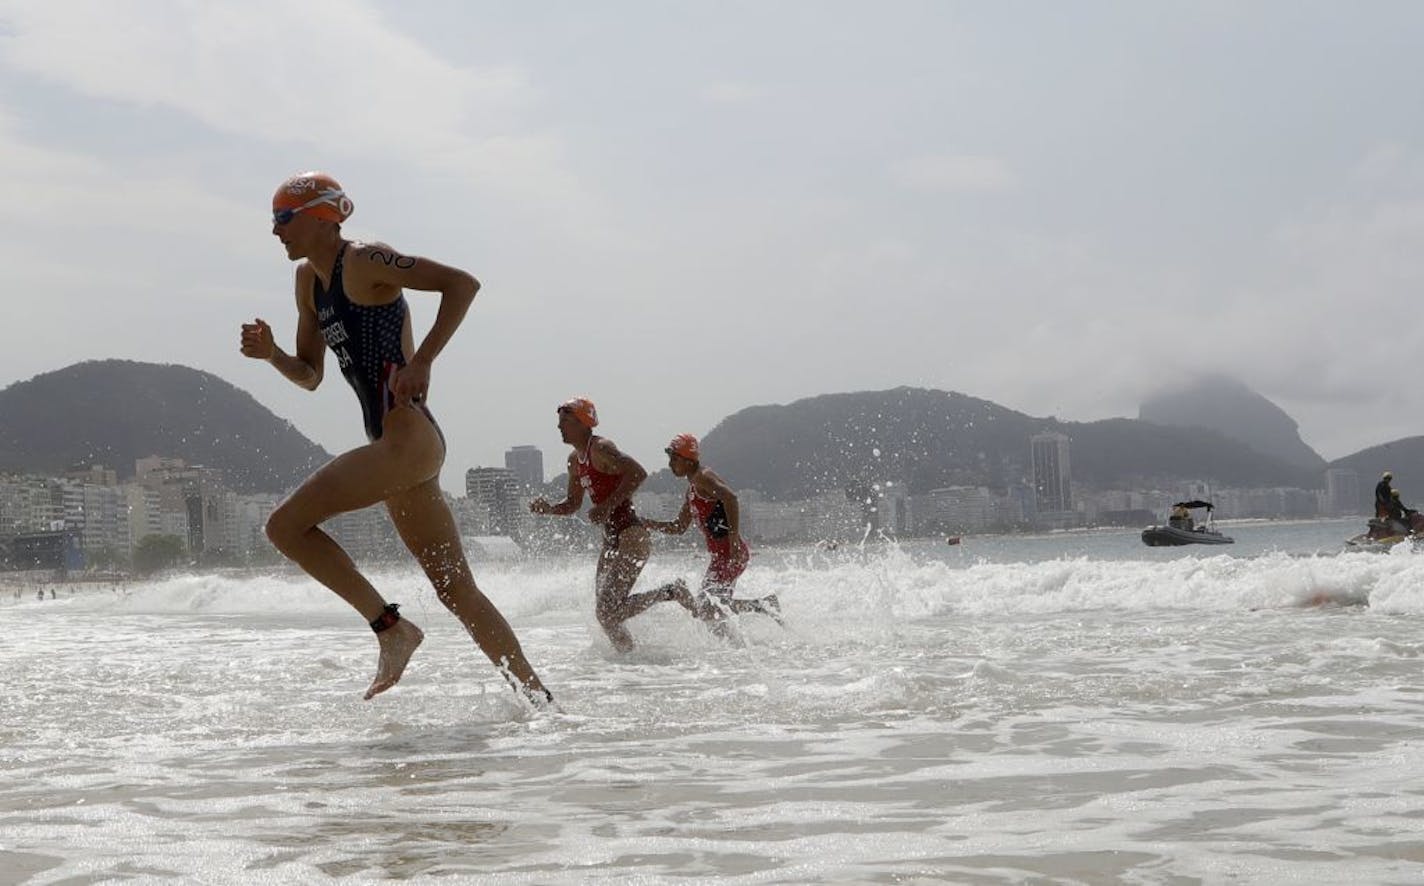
[
  {"x1": 0, "y1": 438, "x2": 1362, "y2": 574},
  {"x1": 1, "y1": 397, "x2": 1377, "y2": 569}
]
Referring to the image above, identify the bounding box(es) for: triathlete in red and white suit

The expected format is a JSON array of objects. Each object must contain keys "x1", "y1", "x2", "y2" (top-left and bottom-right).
[
  {"x1": 686, "y1": 483, "x2": 750, "y2": 594},
  {"x1": 530, "y1": 397, "x2": 681, "y2": 652},
  {"x1": 643, "y1": 434, "x2": 782, "y2": 635}
]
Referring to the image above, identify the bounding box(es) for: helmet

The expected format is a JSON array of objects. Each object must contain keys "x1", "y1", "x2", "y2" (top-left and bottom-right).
[
  {"x1": 665, "y1": 433, "x2": 700, "y2": 462},
  {"x1": 272, "y1": 171, "x2": 353, "y2": 223},
  {"x1": 557, "y1": 397, "x2": 598, "y2": 428},
  {"x1": 1392, "y1": 489, "x2": 1402, "y2": 498},
  {"x1": 1384, "y1": 471, "x2": 1394, "y2": 480}
]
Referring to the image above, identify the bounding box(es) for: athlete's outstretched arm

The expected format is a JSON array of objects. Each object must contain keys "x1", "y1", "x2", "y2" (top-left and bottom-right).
[
  {"x1": 643, "y1": 498, "x2": 692, "y2": 535},
  {"x1": 531, "y1": 455, "x2": 585, "y2": 517}
]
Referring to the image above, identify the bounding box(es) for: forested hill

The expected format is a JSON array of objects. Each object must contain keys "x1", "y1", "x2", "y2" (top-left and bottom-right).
[
  {"x1": 0, "y1": 360, "x2": 330, "y2": 493},
  {"x1": 4, "y1": 368, "x2": 1383, "y2": 502},
  {"x1": 1139, "y1": 375, "x2": 1326, "y2": 471},
  {"x1": 678, "y1": 387, "x2": 1322, "y2": 499},
  {"x1": 1329, "y1": 437, "x2": 1424, "y2": 510}
]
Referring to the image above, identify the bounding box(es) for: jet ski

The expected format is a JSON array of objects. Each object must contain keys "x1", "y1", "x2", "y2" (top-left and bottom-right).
[
  {"x1": 1344, "y1": 515, "x2": 1424, "y2": 552},
  {"x1": 1141, "y1": 500, "x2": 1234, "y2": 546}
]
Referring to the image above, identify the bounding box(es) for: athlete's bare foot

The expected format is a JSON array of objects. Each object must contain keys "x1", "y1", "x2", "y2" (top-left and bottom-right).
[
  {"x1": 754, "y1": 594, "x2": 784, "y2": 625},
  {"x1": 523, "y1": 684, "x2": 565, "y2": 714},
  {"x1": 364, "y1": 618, "x2": 425, "y2": 700}
]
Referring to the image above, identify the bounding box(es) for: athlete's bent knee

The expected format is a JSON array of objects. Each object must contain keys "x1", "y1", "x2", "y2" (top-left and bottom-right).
[{"x1": 264, "y1": 506, "x2": 308, "y2": 555}]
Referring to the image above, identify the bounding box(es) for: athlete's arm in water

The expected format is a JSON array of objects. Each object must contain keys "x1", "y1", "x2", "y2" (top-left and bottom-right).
[
  {"x1": 339, "y1": 242, "x2": 480, "y2": 405},
  {"x1": 240, "y1": 264, "x2": 326, "y2": 389},
  {"x1": 587, "y1": 438, "x2": 646, "y2": 524},
  {"x1": 530, "y1": 455, "x2": 586, "y2": 517},
  {"x1": 643, "y1": 497, "x2": 693, "y2": 535}
]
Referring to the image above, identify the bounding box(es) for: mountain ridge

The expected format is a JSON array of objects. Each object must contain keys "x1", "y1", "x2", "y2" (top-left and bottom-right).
[
  {"x1": 0, "y1": 359, "x2": 330, "y2": 493},
  {"x1": 676, "y1": 386, "x2": 1325, "y2": 499},
  {"x1": 0, "y1": 363, "x2": 1403, "y2": 502},
  {"x1": 1139, "y1": 374, "x2": 1326, "y2": 471}
]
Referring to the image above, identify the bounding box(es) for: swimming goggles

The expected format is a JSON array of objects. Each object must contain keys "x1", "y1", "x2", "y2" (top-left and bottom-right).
[{"x1": 272, "y1": 189, "x2": 346, "y2": 225}]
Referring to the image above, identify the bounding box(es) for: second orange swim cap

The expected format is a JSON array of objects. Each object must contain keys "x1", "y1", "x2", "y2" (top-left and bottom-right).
[
  {"x1": 558, "y1": 397, "x2": 598, "y2": 428},
  {"x1": 666, "y1": 433, "x2": 700, "y2": 461}
]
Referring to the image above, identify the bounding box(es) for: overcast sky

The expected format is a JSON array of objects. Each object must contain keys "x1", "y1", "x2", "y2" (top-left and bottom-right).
[{"x1": 2, "y1": 1, "x2": 1421, "y2": 491}]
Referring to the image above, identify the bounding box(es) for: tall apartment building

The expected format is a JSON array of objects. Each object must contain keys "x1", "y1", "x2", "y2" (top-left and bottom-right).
[
  {"x1": 78, "y1": 482, "x2": 129, "y2": 556},
  {"x1": 504, "y1": 445, "x2": 545, "y2": 489},
  {"x1": 135, "y1": 457, "x2": 230, "y2": 555},
  {"x1": 323, "y1": 506, "x2": 397, "y2": 560},
  {"x1": 1324, "y1": 468, "x2": 1361, "y2": 516},
  {"x1": 1030, "y1": 432, "x2": 1073, "y2": 515},
  {"x1": 124, "y1": 484, "x2": 164, "y2": 547},
  {"x1": 915, "y1": 486, "x2": 998, "y2": 533},
  {"x1": 466, "y1": 467, "x2": 521, "y2": 535},
  {"x1": 0, "y1": 475, "x2": 65, "y2": 534}
]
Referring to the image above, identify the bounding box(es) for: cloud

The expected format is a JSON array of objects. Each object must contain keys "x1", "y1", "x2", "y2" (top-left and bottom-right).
[
  {"x1": 1194, "y1": 143, "x2": 1424, "y2": 455},
  {"x1": 889, "y1": 154, "x2": 1018, "y2": 193},
  {"x1": 1347, "y1": 142, "x2": 1424, "y2": 192},
  {"x1": 0, "y1": 110, "x2": 262, "y2": 239},
  {"x1": 1274, "y1": 201, "x2": 1424, "y2": 291},
  {"x1": 0, "y1": 1, "x2": 527, "y2": 140},
  {"x1": 0, "y1": 0, "x2": 599, "y2": 211},
  {"x1": 1268, "y1": 143, "x2": 1424, "y2": 320},
  {"x1": 0, "y1": 1, "x2": 1418, "y2": 471},
  {"x1": 699, "y1": 81, "x2": 766, "y2": 104}
]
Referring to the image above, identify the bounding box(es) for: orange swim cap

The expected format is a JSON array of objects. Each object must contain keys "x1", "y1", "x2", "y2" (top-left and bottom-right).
[
  {"x1": 558, "y1": 397, "x2": 598, "y2": 428},
  {"x1": 665, "y1": 433, "x2": 700, "y2": 462},
  {"x1": 272, "y1": 171, "x2": 353, "y2": 223}
]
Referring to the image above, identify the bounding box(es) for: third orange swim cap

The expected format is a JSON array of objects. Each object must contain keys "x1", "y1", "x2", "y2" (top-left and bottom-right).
[
  {"x1": 666, "y1": 433, "x2": 700, "y2": 462},
  {"x1": 272, "y1": 171, "x2": 354, "y2": 223},
  {"x1": 558, "y1": 397, "x2": 598, "y2": 428}
]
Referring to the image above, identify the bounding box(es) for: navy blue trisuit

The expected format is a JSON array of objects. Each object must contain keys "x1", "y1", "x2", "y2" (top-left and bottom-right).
[{"x1": 313, "y1": 242, "x2": 441, "y2": 443}]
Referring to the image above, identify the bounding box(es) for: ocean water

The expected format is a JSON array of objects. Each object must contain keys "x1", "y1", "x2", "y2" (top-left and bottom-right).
[{"x1": 5, "y1": 517, "x2": 1424, "y2": 884}]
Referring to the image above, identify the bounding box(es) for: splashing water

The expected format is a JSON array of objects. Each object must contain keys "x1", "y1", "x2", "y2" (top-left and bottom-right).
[{"x1": 4, "y1": 519, "x2": 1424, "y2": 882}]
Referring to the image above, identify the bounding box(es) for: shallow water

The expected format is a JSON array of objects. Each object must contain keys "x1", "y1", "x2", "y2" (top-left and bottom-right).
[{"x1": 5, "y1": 518, "x2": 1424, "y2": 883}]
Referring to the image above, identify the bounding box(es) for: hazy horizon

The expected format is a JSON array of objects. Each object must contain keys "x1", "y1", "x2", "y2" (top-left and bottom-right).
[
  {"x1": 3, "y1": 2, "x2": 1421, "y2": 490},
  {"x1": 0, "y1": 359, "x2": 1398, "y2": 490}
]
